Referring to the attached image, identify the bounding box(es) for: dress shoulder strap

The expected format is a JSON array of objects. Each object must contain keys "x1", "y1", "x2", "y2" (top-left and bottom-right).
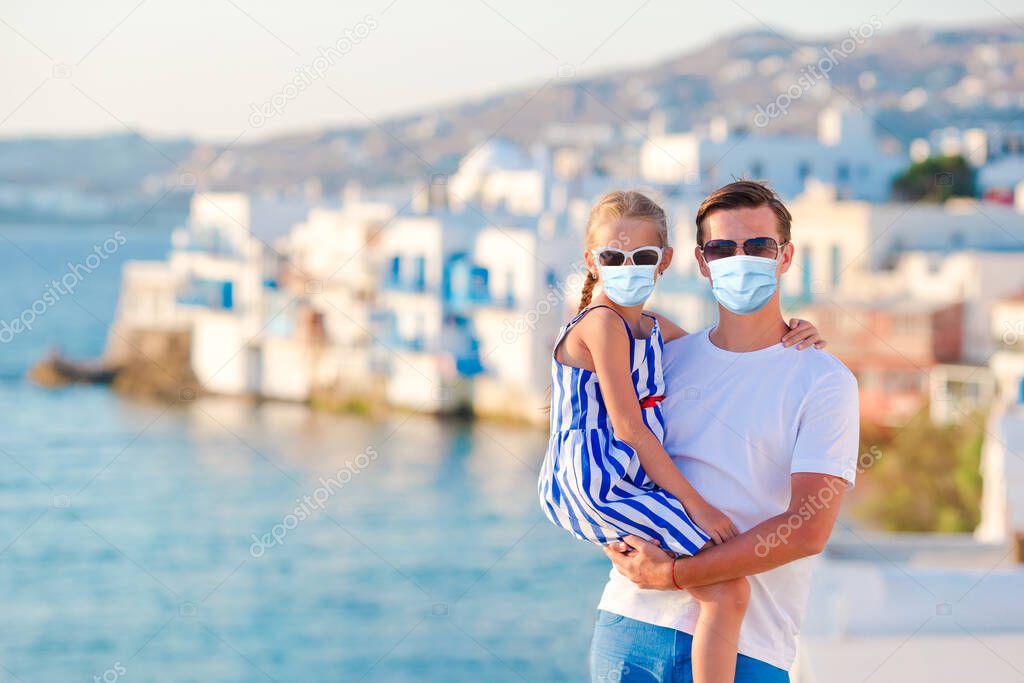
[
  {"x1": 574, "y1": 304, "x2": 634, "y2": 340},
  {"x1": 552, "y1": 305, "x2": 634, "y2": 361}
]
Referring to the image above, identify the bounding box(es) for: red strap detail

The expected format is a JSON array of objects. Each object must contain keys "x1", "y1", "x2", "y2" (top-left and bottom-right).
[
  {"x1": 639, "y1": 394, "x2": 665, "y2": 409},
  {"x1": 672, "y1": 557, "x2": 685, "y2": 590}
]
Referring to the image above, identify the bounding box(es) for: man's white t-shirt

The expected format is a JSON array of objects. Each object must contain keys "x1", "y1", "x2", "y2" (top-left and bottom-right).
[{"x1": 597, "y1": 327, "x2": 860, "y2": 671}]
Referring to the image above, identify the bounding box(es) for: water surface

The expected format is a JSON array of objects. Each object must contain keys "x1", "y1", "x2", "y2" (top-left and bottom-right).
[{"x1": 0, "y1": 224, "x2": 605, "y2": 682}]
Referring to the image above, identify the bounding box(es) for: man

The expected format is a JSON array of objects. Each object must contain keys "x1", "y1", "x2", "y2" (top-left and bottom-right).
[{"x1": 590, "y1": 180, "x2": 860, "y2": 682}]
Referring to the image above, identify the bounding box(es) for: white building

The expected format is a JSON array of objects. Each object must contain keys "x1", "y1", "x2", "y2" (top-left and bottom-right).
[
  {"x1": 912, "y1": 123, "x2": 1024, "y2": 167},
  {"x1": 113, "y1": 139, "x2": 615, "y2": 422},
  {"x1": 640, "y1": 107, "x2": 905, "y2": 200},
  {"x1": 469, "y1": 217, "x2": 577, "y2": 421},
  {"x1": 262, "y1": 201, "x2": 396, "y2": 402},
  {"x1": 784, "y1": 195, "x2": 1024, "y2": 359},
  {"x1": 447, "y1": 137, "x2": 634, "y2": 220},
  {"x1": 117, "y1": 192, "x2": 314, "y2": 396},
  {"x1": 448, "y1": 140, "x2": 551, "y2": 216},
  {"x1": 372, "y1": 210, "x2": 486, "y2": 413},
  {"x1": 178, "y1": 193, "x2": 313, "y2": 397},
  {"x1": 977, "y1": 294, "x2": 1024, "y2": 545}
]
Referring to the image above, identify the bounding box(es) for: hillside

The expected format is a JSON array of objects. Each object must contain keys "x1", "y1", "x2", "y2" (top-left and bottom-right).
[{"x1": 2, "y1": 19, "x2": 1022, "y2": 216}]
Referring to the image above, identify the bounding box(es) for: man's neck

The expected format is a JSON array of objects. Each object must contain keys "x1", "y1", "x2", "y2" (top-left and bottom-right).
[{"x1": 709, "y1": 300, "x2": 789, "y2": 353}]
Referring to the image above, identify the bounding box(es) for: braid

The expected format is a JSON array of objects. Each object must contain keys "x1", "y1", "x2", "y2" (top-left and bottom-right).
[{"x1": 578, "y1": 272, "x2": 598, "y2": 312}]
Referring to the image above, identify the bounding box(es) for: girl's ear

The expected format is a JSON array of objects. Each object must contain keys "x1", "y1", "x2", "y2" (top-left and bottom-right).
[
  {"x1": 583, "y1": 250, "x2": 598, "y2": 278},
  {"x1": 659, "y1": 247, "x2": 674, "y2": 276}
]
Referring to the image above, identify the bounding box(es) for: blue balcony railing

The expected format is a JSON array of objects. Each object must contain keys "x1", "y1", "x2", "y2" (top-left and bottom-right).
[
  {"x1": 447, "y1": 290, "x2": 494, "y2": 312},
  {"x1": 382, "y1": 279, "x2": 428, "y2": 294},
  {"x1": 175, "y1": 231, "x2": 243, "y2": 259},
  {"x1": 176, "y1": 279, "x2": 233, "y2": 310}
]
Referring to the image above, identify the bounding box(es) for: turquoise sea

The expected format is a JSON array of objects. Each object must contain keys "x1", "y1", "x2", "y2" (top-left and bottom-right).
[{"x1": 0, "y1": 223, "x2": 607, "y2": 682}]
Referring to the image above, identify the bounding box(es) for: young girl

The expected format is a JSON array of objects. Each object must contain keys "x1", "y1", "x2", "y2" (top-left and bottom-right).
[{"x1": 537, "y1": 191, "x2": 823, "y2": 683}]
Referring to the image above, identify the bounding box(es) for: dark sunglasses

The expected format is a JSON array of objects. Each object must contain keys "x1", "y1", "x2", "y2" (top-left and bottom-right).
[
  {"x1": 700, "y1": 237, "x2": 787, "y2": 262},
  {"x1": 590, "y1": 246, "x2": 664, "y2": 267}
]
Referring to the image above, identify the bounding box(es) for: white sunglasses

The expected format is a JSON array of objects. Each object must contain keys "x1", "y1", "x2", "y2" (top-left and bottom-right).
[{"x1": 591, "y1": 246, "x2": 664, "y2": 267}]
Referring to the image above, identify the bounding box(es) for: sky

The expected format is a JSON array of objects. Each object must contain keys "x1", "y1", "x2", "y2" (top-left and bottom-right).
[{"x1": 0, "y1": 0, "x2": 1018, "y2": 142}]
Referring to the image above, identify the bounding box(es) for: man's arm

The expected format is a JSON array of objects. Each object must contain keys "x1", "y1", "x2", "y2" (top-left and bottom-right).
[{"x1": 602, "y1": 472, "x2": 847, "y2": 590}]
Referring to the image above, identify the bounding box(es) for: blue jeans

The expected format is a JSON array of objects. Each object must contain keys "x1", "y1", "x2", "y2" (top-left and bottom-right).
[{"x1": 590, "y1": 610, "x2": 789, "y2": 683}]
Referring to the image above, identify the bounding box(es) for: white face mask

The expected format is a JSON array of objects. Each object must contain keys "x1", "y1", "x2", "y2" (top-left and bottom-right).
[
  {"x1": 707, "y1": 254, "x2": 779, "y2": 314},
  {"x1": 598, "y1": 264, "x2": 658, "y2": 307},
  {"x1": 590, "y1": 246, "x2": 664, "y2": 307}
]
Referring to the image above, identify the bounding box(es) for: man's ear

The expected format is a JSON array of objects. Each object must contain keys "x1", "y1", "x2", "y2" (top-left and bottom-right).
[
  {"x1": 694, "y1": 246, "x2": 710, "y2": 279},
  {"x1": 777, "y1": 242, "x2": 794, "y2": 276}
]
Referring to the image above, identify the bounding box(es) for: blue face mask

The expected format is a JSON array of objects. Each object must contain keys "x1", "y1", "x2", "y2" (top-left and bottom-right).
[
  {"x1": 598, "y1": 264, "x2": 658, "y2": 307},
  {"x1": 707, "y1": 255, "x2": 779, "y2": 315}
]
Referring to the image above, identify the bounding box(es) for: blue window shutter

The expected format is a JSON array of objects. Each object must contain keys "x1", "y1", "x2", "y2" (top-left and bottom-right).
[{"x1": 222, "y1": 282, "x2": 233, "y2": 309}]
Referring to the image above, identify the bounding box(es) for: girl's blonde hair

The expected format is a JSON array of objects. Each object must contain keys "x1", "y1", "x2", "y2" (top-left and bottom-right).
[{"x1": 578, "y1": 190, "x2": 669, "y2": 312}]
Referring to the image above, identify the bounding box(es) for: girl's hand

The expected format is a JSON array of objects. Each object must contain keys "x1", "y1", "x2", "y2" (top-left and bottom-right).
[
  {"x1": 602, "y1": 536, "x2": 676, "y2": 590},
  {"x1": 783, "y1": 318, "x2": 826, "y2": 350},
  {"x1": 688, "y1": 502, "x2": 739, "y2": 545}
]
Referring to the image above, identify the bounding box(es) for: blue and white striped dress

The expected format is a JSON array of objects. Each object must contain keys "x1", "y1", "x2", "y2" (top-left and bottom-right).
[{"x1": 537, "y1": 305, "x2": 710, "y2": 556}]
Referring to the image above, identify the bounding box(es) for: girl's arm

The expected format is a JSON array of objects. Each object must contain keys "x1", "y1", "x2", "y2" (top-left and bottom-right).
[
  {"x1": 648, "y1": 312, "x2": 688, "y2": 343},
  {"x1": 573, "y1": 309, "x2": 738, "y2": 544}
]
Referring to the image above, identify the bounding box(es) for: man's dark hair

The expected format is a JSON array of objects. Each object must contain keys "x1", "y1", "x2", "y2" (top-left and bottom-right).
[{"x1": 694, "y1": 180, "x2": 792, "y2": 246}]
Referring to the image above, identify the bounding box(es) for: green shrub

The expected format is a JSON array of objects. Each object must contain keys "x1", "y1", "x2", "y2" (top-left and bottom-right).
[{"x1": 854, "y1": 407, "x2": 983, "y2": 532}]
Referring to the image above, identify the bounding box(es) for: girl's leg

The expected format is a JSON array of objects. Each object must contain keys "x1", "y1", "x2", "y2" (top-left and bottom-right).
[{"x1": 687, "y1": 577, "x2": 750, "y2": 683}]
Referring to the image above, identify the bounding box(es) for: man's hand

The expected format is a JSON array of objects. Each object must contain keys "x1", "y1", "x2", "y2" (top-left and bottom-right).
[{"x1": 602, "y1": 536, "x2": 677, "y2": 590}]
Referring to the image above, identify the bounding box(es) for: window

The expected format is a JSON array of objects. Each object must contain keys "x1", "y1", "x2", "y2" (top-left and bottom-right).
[
  {"x1": 831, "y1": 244, "x2": 842, "y2": 287},
  {"x1": 505, "y1": 271, "x2": 516, "y2": 307},
  {"x1": 469, "y1": 266, "x2": 490, "y2": 302},
  {"x1": 750, "y1": 160, "x2": 764, "y2": 177},
  {"x1": 837, "y1": 163, "x2": 850, "y2": 183},
  {"x1": 413, "y1": 255, "x2": 426, "y2": 291},
  {"x1": 411, "y1": 314, "x2": 426, "y2": 351},
  {"x1": 221, "y1": 281, "x2": 233, "y2": 310},
  {"x1": 884, "y1": 370, "x2": 924, "y2": 393},
  {"x1": 798, "y1": 161, "x2": 811, "y2": 181},
  {"x1": 389, "y1": 255, "x2": 401, "y2": 284},
  {"x1": 892, "y1": 313, "x2": 921, "y2": 337}
]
